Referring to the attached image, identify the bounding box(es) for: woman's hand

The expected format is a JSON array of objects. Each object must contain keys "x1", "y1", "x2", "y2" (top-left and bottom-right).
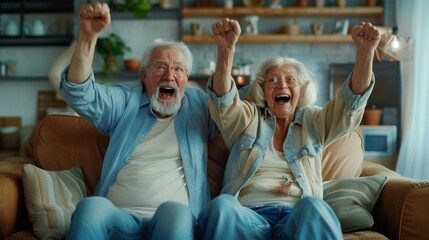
[
  {"x1": 350, "y1": 22, "x2": 380, "y2": 95},
  {"x1": 212, "y1": 18, "x2": 241, "y2": 50},
  {"x1": 351, "y1": 22, "x2": 381, "y2": 54},
  {"x1": 79, "y1": 2, "x2": 111, "y2": 38},
  {"x1": 211, "y1": 18, "x2": 241, "y2": 96}
]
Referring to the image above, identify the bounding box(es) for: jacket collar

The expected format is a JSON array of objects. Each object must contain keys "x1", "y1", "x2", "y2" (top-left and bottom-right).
[{"x1": 261, "y1": 106, "x2": 304, "y2": 125}]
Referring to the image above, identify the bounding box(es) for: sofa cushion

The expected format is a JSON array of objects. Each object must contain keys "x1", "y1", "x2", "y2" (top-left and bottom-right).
[
  {"x1": 33, "y1": 115, "x2": 109, "y2": 195},
  {"x1": 22, "y1": 164, "x2": 86, "y2": 240},
  {"x1": 323, "y1": 175, "x2": 388, "y2": 232},
  {"x1": 322, "y1": 130, "x2": 364, "y2": 181}
]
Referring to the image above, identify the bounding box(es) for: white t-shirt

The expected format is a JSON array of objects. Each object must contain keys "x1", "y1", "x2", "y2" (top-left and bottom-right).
[
  {"x1": 107, "y1": 116, "x2": 189, "y2": 218},
  {"x1": 238, "y1": 140, "x2": 302, "y2": 207}
]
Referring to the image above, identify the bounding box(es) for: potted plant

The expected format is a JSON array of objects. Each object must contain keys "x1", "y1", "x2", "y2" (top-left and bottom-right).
[
  {"x1": 107, "y1": 0, "x2": 152, "y2": 18},
  {"x1": 95, "y1": 33, "x2": 131, "y2": 74},
  {"x1": 232, "y1": 58, "x2": 253, "y2": 76},
  {"x1": 232, "y1": 58, "x2": 253, "y2": 88},
  {"x1": 364, "y1": 105, "x2": 383, "y2": 125}
]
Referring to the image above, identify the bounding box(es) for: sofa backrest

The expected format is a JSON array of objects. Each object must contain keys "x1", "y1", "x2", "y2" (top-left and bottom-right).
[
  {"x1": 32, "y1": 115, "x2": 364, "y2": 196},
  {"x1": 33, "y1": 115, "x2": 109, "y2": 195},
  {"x1": 322, "y1": 131, "x2": 364, "y2": 180}
]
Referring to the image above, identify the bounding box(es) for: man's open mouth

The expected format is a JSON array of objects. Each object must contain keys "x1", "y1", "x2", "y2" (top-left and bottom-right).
[{"x1": 159, "y1": 86, "x2": 176, "y2": 99}]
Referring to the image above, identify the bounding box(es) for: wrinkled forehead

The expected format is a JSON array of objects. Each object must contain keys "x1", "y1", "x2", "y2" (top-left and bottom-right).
[
  {"x1": 266, "y1": 64, "x2": 297, "y2": 77},
  {"x1": 149, "y1": 47, "x2": 187, "y2": 66}
]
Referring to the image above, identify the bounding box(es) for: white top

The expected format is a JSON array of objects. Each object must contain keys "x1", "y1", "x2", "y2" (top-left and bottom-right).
[
  {"x1": 238, "y1": 140, "x2": 302, "y2": 207},
  {"x1": 107, "y1": 116, "x2": 189, "y2": 218}
]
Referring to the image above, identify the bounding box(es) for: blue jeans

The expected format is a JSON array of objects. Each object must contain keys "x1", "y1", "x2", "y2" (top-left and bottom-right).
[
  {"x1": 67, "y1": 196, "x2": 194, "y2": 240},
  {"x1": 198, "y1": 194, "x2": 342, "y2": 240}
]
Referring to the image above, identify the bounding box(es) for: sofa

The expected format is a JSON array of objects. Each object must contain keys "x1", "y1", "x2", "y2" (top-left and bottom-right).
[{"x1": 1, "y1": 114, "x2": 428, "y2": 240}]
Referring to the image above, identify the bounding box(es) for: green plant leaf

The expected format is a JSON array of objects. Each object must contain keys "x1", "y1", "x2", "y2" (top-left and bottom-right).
[{"x1": 107, "y1": 0, "x2": 151, "y2": 19}]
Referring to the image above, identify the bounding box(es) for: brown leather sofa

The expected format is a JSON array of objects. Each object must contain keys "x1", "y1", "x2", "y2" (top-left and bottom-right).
[{"x1": 1, "y1": 114, "x2": 428, "y2": 240}]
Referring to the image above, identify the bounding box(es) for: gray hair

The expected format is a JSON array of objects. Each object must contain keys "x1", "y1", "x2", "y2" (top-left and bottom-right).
[
  {"x1": 141, "y1": 38, "x2": 193, "y2": 74},
  {"x1": 244, "y1": 57, "x2": 317, "y2": 109}
]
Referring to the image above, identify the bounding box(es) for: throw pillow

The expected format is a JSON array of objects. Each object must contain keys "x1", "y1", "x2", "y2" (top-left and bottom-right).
[
  {"x1": 323, "y1": 175, "x2": 388, "y2": 232},
  {"x1": 22, "y1": 164, "x2": 87, "y2": 240}
]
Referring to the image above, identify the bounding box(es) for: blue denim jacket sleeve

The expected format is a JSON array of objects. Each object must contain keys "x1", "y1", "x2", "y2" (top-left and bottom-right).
[
  {"x1": 59, "y1": 66, "x2": 140, "y2": 135},
  {"x1": 341, "y1": 72, "x2": 375, "y2": 115},
  {"x1": 206, "y1": 75, "x2": 237, "y2": 106}
]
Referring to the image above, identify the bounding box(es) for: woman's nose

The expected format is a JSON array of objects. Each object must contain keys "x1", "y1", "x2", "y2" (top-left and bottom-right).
[{"x1": 277, "y1": 79, "x2": 289, "y2": 88}]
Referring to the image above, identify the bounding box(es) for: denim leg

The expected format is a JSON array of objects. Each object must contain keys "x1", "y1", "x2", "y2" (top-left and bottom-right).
[
  {"x1": 198, "y1": 194, "x2": 270, "y2": 240},
  {"x1": 67, "y1": 196, "x2": 145, "y2": 240},
  {"x1": 149, "y1": 201, "x2": 195, "y2": 240},
  {"x1": 273, "y1": 197, "x2": 343, "y2": 240}
]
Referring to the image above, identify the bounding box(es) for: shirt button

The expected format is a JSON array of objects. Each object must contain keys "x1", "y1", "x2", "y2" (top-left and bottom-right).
[{"x1": 297, "y1": 174, "x2": 302, "y2": 178}]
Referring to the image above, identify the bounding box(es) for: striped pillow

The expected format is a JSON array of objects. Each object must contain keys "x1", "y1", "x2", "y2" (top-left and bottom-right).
[
  {"x1": 323, "y1": 175, "x2": 388, "y2": 232},
  {"x1": 22, "y1": 164, "x2": 87, "y2": 240}
]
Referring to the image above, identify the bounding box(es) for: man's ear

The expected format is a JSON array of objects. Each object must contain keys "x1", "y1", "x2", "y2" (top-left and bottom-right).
[{"x1": 141, "y1": 69, "x2": 146, "y2": 85}]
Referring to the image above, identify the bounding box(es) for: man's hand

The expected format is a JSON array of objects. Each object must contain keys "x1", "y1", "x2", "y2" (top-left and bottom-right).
[
  {"x1": 79, "y1": 2, "x2": 111, "y2": 38},
  {"x1": 351, "y1": 22, "x2": 381, "y2": 54},
  {"x1": 212, "y1": 18, "x2": 241, "y2": 50}
]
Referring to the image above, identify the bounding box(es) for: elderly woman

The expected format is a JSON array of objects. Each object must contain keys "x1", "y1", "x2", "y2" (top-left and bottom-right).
[{"x1": 198, "y1": 19, "x2": 381, "y2": 240}]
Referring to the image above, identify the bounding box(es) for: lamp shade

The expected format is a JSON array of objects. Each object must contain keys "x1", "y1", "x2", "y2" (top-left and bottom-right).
[{"x1": 376, "y1": 26, "x2": 410, "y2": 62}]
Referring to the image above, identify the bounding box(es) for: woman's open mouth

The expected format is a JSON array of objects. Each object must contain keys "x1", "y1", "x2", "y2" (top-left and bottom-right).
[{"x1": 275, "y1": 94, "x2": 291, "y2": 104}]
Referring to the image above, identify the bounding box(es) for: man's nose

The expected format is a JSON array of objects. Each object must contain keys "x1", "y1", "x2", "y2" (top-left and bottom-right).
[{"x1": 164, "y1": 66, "x2": 175, "y2": 80}]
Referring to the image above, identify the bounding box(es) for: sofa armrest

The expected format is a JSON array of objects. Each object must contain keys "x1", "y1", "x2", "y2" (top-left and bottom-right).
[
  {"x1": 362, "y1": 162, "x2": 429, "y2": 240},
  {"x1": 0, "y1": 157, "x2": 34, "y2": 239}
]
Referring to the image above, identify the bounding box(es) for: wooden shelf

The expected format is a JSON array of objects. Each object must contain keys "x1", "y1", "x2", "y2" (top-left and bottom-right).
[
  {"x1": 182, "y1": 34, "x2": 353, "y2": 43},
  {"x1": 182, "y1": 7, "x2": 384, "y2": 18},
  {"x1": 0, "y1": 35, "x2": 74, "y2": 46},
  {"x1": 110, "y1": 8, "x2": 181, "y2": 19}
]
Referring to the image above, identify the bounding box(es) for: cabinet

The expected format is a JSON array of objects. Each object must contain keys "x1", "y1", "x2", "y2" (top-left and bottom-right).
[
  {"x1": 0, "y1": 0, "x2": 75, "y2": 46},
  {"x1": 181, "y1": 6, "x2": 384, "y2": 43},
  {"x1": 329, "y1": 61, "x2": 402, "y2": 153}
]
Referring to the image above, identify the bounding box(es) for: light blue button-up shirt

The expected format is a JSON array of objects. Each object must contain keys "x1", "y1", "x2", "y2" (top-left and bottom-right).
[{"x1": 60, "y1": 69, "x2": 218, "y2": 217}]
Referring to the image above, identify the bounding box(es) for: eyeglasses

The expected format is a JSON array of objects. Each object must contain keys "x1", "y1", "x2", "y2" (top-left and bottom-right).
[
  {"x1": 147, "y1": 62, "x2": 187, "y2": 78},
  {"x1": 265, "y1": 76, "x2": 300, "y2": 88}
]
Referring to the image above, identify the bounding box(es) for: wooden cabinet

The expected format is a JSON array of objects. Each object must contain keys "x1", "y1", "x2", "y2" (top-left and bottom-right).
[
  {"x1": 0, "y1": 0, "x2": 76, "y2": 46},
  {"x1": 181, "y1": 6, "x2": 384, "y2": 43}
]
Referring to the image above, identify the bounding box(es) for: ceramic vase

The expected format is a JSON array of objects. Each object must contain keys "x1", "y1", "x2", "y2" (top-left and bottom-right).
[
  {"x1": 336, "y1": 0, "x2": 346, "y2": 7},
  {"x1": 297, "y1": 0, "x2": 308, "y2": 7},
  {"x1": 365, "y1": 0, "x2": 377, "y2": 6}
]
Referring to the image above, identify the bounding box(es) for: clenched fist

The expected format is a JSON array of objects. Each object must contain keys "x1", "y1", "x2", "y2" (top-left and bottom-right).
[
  {"x1": 212, "y1": 18, "x2": 241, "y2": 50},
  {"x1": 79, "y1": 2, "x2": 111, "y2": 38},
  {"x1": 351, "y1": 21, "x2": 381, "y2": 54}
]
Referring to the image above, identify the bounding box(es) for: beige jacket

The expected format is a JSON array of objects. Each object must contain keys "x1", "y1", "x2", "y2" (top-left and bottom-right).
[{"x1": 207, "y1": 74, "x2": 374, "y2": 198}]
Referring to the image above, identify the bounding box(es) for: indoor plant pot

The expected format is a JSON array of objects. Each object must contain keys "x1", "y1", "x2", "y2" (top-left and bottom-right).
[
  {"x1": 95, "y1": 33, "x2": 131, "y2": 74},
  {"x1": 364, "y1": 106, "x2": 383, "y2": 125}
]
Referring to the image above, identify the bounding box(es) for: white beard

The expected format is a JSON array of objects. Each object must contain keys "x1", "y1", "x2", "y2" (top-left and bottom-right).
[{"x1": 150, "y1": 83, "x2": 183, "y2": 116}]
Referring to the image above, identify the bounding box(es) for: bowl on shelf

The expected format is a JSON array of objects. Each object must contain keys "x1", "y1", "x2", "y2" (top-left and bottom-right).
[
  {"x1": 233, "y1": 75, "x2": 250, "y2": 89},
  {"x1": 124, "y1": 59, "x2": 141, "y2": 72},
  {"x1": 279, "y1": 24, "x2": 301, "y2": 35}
]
